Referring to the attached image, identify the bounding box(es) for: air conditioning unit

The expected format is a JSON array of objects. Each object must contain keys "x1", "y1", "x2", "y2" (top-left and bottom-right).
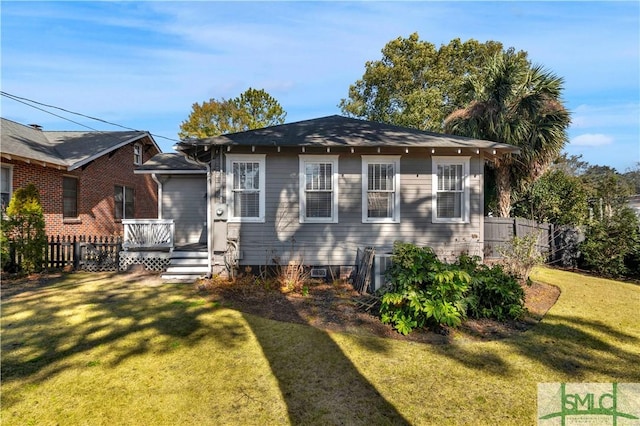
[{"x1": 372, "y1": 253, "x2": 393, "y2": 292}]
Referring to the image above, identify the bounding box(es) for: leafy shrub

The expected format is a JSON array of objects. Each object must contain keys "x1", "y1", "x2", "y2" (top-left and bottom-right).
[
  {"x1": 379, "y1": 244, "x2": 527, "y2": 335},
  {"x1": 580, "y1": 207, "x2": 640, "y2": 278},
  {"x1": 0, "y1": 226, "x2": 9, "y2": 270},
  {"x1": 455, "y1": 254, "x2": 526, "y2": 321},
  {"x1": 2, "y1": 184, "x2": 47, "y2": 274},
  {"x1": 380, "y1": 242, "x2": 470, "y2": 334}
]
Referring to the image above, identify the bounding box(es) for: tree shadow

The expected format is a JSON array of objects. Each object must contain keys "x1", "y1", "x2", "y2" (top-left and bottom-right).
[
  {"x1": 239, "y1": 293, "x2": 409, "y2": 425},
  {"x1": 1, "y1": 272, "x2": 250, "y2": 409},
  {"x1": 503, "y1": 313, "x2": 640, "y2": 380}
]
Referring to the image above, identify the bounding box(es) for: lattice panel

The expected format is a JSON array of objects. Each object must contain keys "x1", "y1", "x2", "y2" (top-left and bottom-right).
[{"x1": 119, "y1": 252, "x2": 171, "y2": 272}]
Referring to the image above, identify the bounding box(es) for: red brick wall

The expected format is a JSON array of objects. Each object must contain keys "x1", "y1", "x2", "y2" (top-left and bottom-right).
[{"x1": 2, "y1": 137, "x2": 159, "y2": 237}]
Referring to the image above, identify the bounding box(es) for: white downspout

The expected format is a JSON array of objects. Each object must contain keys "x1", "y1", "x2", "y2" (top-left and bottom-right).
[
  {"x1": 206, "y1": 160, "x2": 213, "y2": 274},
  {"x1": 151, "y1": 173, "x2": 163, "y2": 219}
]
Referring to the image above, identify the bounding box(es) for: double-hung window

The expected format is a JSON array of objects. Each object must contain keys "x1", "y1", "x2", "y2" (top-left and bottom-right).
[
  {"x1": 115, "y1": 185, "x2": 134, "y2": 220},
  {"x1": 299, "y1": 155, "x2": 338, "y2": 223},
  {"x1": 63, "y1": 176, "x2": 78, "y2": 218},
  {"x1": 1, "y1": 165, "x2": 12, "y2": 212},
  {"x1": 226, "y1": 154, "x2": 265, "y2": 222},
  {"x1": 362, "y1": 156, "x2": 400, "y2": 223},
  {"x1": 133, "y1": 143, "x2": 142, "y2": 165},
  {"x1": 432, "y1": 156, "x2": 470, "y2": 223}
]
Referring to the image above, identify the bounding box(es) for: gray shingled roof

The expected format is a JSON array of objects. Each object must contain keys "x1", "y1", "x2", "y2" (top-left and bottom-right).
[
  {"x1": 1, "y1": 117, "x2": 158, "y2": 170},
  {"x1": 135, "y1": 152, "x2": 206, "y2": 174},
  {"x1": 176, "y1": 115, "x2": 520, "y2": 152},
  {"x1": 1, "y1": 118, "x2": 67, "y2": 167}
]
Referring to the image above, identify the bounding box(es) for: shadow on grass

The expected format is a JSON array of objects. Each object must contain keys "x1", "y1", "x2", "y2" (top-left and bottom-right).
[
  {"x1": 504, "y1": 313, "x2": 640, "y2": 380},
  {"x1": 240, "y1": 301, "x2": 409, "y2": 424},
  {"x1": 1, "y1": 272, "x2": 249, "y2": 407}
]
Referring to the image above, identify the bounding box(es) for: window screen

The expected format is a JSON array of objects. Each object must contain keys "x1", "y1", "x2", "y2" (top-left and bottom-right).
[
  {"x1": 1, "y1": 166, "x2": 10, "y2": 211},
  {"x1": 305, "y1": 162, "x2": 333, "y2": 218},
  {"x1": 232, "y1": 161, "x2": 261, "y2": 218},
  {"x1": 436, "y1": 164, "x2": 463, "y2": 219},
  {"x1": 367, "y1": 163, "x2": 395, "y2": 218},
  {"x1": 115, "y1": 185, "x2": 134, "y2": 219},
  {"x1": 63, "y1": 177, "x2": 78, "y2": 218}
]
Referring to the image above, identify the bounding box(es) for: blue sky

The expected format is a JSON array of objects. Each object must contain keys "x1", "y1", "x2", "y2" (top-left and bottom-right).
[{"x1": 1, "y1": 1, "x2": 638, "y2": 172}]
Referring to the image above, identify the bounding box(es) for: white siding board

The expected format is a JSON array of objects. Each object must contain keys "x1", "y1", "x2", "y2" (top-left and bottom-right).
[{"x1": 163, "y1": 175, "x2": 207, "y2": 245}]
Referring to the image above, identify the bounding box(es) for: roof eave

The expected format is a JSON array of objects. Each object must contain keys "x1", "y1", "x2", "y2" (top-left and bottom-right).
[
  {"x1": 0, "y1": 152, "x2": 69, "y2": 170},
  {"x1": 67, "y1": 133, "x2": 156, "y2": 171},
  {"x1": 134, "y1": 169, "x2": 206, "y2": 175}
]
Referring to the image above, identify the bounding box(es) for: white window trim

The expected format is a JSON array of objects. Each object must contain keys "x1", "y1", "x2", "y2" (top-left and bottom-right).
[
  {"x1": 299, "y1": 155, "x2": 339, "y2": 224},
  {"x1": 361, "y1": 155, "x2": 401, "y2": 223},
  {"x1": 133, "y1": 143, "x2": 143, "y2": 165},
  {"x1": 431, "y1": 156, "x2": 470, "y2": 224},
  {"x1": 1, "y1": 164, "x2": 13, "y2": 211},
  {"x1": 226, "y1": 154, "x2": 266, "y2": 223}
]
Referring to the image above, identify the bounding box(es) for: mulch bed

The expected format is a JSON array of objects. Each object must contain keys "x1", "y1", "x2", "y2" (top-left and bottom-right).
[
  {"x1": 1, "y1": 271, "x2": 560, "y2": 344},
  {"x1": 196, "y1": 276, "x2": 561, "y2": 344}
]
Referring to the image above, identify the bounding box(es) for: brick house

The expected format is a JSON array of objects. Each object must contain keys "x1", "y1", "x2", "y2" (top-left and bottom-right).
[{"x1": 1, "y1": 117, "x2": 161, "y2": 237}]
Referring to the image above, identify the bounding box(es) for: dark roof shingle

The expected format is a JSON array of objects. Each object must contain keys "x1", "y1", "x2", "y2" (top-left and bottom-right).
[
  {"x1": 1, "y1": 117, "x2": 158, "y2": 169},
  {"x1": 177, "y1": 115, "x2": 519, "y2": 152}
]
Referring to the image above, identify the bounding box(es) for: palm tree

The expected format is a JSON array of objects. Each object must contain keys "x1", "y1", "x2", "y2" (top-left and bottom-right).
[{"x1": 444, "y1": 51, "x2": 571, "y2": 217}]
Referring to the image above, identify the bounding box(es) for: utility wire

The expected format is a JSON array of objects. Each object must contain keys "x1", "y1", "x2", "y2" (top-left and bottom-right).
[
  {"x1": 1, "y1": 91, "x2": 180, "y2": 143},
  {"x1": 2, "y1": 93, "x2": 104, "y2": 132}
]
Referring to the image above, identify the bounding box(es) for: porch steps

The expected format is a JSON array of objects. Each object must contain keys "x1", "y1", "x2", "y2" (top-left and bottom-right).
[{"x1": 161, "y1": 250, "x2": 209, "y2": 282}]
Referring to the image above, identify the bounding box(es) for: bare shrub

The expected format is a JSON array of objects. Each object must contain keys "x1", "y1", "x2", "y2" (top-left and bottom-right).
[{"x1": 498, "y1": 232, "x2": 547, "y2": 284}]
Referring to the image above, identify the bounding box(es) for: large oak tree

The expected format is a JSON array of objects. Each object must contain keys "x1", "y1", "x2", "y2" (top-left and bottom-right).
[{"x1": 339, "y1": 34, "x2": 510, "y2": 131}]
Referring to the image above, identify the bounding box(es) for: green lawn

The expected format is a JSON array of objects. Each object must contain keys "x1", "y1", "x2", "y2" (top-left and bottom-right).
[{"x1": 1, "y1": 267, "x2": 639, "y2": 425}]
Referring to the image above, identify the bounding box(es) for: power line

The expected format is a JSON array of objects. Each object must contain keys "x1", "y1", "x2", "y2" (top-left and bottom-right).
[
  {"x1": 2, "y1": 93, "x2": 103, "y2": 132},
  {"x1": 1, "y1": 91, "x2": 180, "y2": 143}
]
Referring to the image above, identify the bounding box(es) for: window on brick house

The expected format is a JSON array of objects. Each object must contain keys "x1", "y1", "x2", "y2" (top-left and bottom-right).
[
  {"x1": 133, "y1": 143, "x2": 142, "y2": 165},
  {"x1": 63, "y1": 176, "x2": 78, "y2": 218},
  {"x1": 115, "y1": 185, "x2": 134, "y2": 219},
  {"x1": 1, "y1": 165, "x2": 12, "y2": 212}
]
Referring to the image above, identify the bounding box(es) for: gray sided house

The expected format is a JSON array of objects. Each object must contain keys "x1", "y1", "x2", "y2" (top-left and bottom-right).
[
  {"x1": 139, "y1": 115, "x2": 519, "y2": 281},
  {"x1": 135, "y1": 152, "x2": 208, "y2": 246}
]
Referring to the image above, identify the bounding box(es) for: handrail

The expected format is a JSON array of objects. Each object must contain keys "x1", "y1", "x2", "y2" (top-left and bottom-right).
[{"x1": 122, "y1": 219, "x2": 174, "y2": 250}]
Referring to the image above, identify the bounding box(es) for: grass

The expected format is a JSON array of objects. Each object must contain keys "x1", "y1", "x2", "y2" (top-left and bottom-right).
[{"x1": 1, "y1": 267, "x2": 639, "y2": 425}]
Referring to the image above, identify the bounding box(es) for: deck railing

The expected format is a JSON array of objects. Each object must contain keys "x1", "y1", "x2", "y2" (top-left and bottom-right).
[{"x1": 122, "y1": 219, "x2": 174, "y2": 250}]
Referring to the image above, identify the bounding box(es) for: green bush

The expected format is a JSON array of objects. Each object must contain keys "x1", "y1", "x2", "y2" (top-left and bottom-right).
[
  {"x1": 455, "y1": 254, "x2": 526, "y2": 321},
  {"x1": 2, "y1": 184, "x2": 47, "y2": 274},
  {"x1": 380, "y1": 242, "x2": 470, "y2": 334},
  {"x1": 580, "y1": 207, "x2": 640, "y2": 278},
  {"x1": 379, "y1": 244, "x2": 527, "y2": 335}
]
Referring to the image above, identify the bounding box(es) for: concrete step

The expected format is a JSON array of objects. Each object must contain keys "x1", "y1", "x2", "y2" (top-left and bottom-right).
[
  {"x1": 170, "y1": 251, "x2": 208, "y2": 259},
  {"x1": 164, "y1": 266, "x2": 209, "y2": 274},
  {"x1": 162, "y1": 250, "x2": 209, "y2": 282},
  {"x1": 169, "y1": 258, "x2": 208, "y2": 266},
  {"x1": 161, "y1": 274, "x2": 204, "y2": 282}
]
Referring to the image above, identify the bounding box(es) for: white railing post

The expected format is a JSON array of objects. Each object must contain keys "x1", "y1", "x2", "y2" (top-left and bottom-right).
[{"x1": 121, "y1": 219, "x2": 174, "y2": 250}]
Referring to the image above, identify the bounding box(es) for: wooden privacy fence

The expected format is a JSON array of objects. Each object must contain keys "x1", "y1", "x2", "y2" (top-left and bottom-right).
[{"x1": 484, "y1": 217, "x2": 553, "y2": 259}]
